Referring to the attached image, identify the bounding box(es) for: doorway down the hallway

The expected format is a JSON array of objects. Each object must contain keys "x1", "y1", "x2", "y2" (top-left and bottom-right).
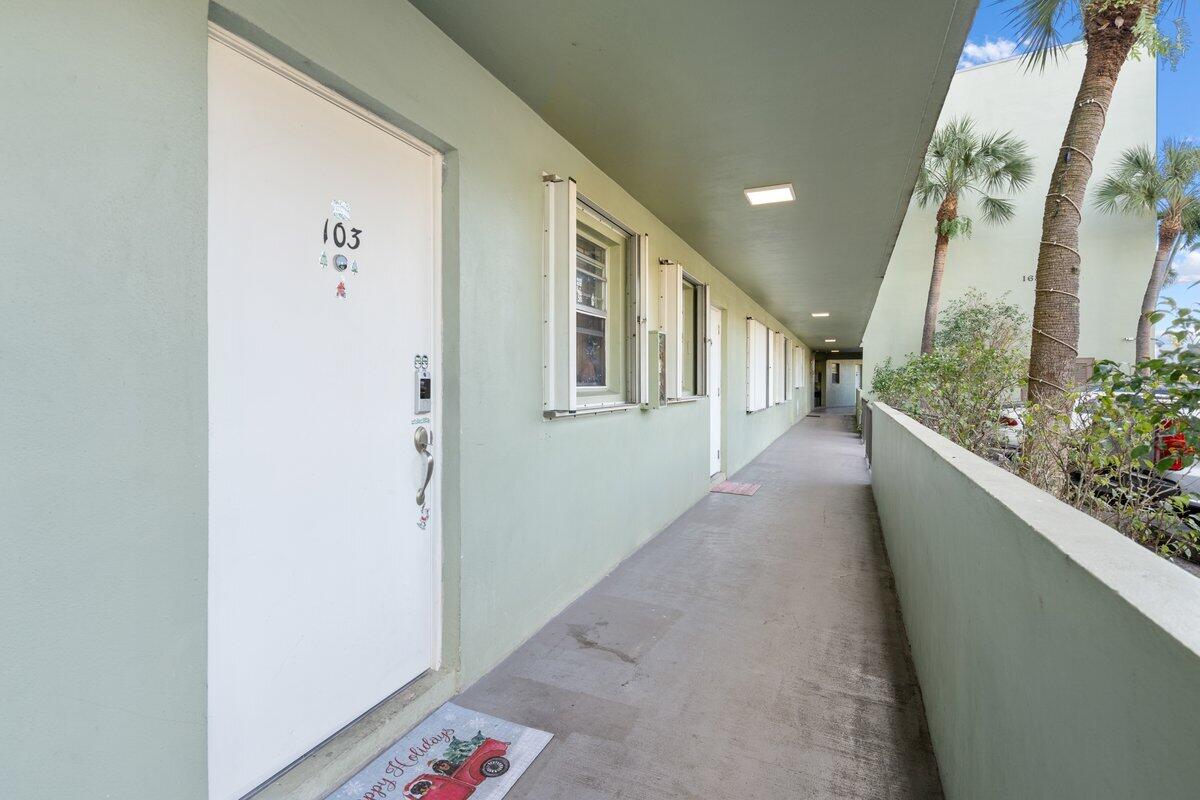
[{"x1": 456, "y1": 407, "x2": 942, "y2": 798}]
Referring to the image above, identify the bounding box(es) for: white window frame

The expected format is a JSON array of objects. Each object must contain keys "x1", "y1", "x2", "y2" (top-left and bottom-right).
[
  {"x1": 659, "y1": 260, "x2": 709, "y2": 401},
  {"x1": 542, "y1": 175, "x2": 648, "y2": 417},
  {"x1": 745, "y1": 317, "x2": 769, "y2": 413}
]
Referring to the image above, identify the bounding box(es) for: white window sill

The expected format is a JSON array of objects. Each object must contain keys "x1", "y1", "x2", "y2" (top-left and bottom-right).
[
  {"x1": 543, "y1": 403, "x2": 638, "y2": 420},
  {"x1": 665, "y1": 396, "x2": 701, "y2": 405}
]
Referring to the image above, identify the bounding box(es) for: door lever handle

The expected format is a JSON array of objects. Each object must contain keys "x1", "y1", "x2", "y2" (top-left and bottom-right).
[{"x1": 414, "y1": 426, "x2": 434, "y2": 506}]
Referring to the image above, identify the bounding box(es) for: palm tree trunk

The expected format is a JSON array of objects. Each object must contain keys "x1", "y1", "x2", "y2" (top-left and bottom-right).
[
  {"x1": 921, "y1": 195, "x2": 957, "y2": 354},
  {"x1": 1027, "y1": 3, "x2": 1143, "y2": 402},
  {"x1": 1136, "y1": 222, "x2": 1181, "y2": 362},
  {"x1": 921, "y1": 233, "x2": 951, "y2": 354}
]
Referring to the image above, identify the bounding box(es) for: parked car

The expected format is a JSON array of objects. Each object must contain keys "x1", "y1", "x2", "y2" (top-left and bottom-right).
[{"x1": 403, "y1": 738, "x2": 511, "y2": 800}]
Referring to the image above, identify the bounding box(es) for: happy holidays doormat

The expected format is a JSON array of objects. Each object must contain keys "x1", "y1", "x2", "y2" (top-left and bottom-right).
[
  {"x1": 324, "y1": 702, "x2": 551, "y2": 800},
  {"x1": 710, "y1": 480, "x2": 761, "y2": 496}
]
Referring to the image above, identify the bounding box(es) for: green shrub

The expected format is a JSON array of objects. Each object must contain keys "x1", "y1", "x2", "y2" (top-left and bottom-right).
[
  {"x1": 872, "y1": 290, "x2": 1027, "y2": 453},
  {"x1": 874, "y1": 292, "x2": 1200, "y2": 563}
]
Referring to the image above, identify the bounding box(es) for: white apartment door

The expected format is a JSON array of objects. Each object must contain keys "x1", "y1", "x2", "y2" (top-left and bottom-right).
[
  {"x1": 708, "y1": 304, "x2": 723, "y2": 476},
  {"x1": 207, "y1": 31, "x2": 442, "y2": 800}
]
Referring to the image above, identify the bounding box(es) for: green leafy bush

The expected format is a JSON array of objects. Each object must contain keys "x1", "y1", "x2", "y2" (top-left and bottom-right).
[
  {"x1": 1044, "y1": 299, "x2": 1200, "y2": 558},
  {"x1": 874, "y1": 292, "x2": 1200, "y2": 564},
  {"x1": 872, "y1": 290, "x2": 1027, "y2": 454}
]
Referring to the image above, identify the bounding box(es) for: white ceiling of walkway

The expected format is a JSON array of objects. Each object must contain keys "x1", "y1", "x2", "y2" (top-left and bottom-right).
[{"x1": 411, "y1": 0, "x2": 977, "y2": 349}]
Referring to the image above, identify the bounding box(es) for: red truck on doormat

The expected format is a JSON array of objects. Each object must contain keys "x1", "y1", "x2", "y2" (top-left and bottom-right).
[{"x1": 402, "y1": 738, "x2": 511, "y2": 799}]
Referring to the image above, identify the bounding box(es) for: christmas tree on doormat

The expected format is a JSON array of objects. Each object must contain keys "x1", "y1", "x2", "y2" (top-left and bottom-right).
[{"x1": 444, "y1": 731, "x2": 487, "y2": 765}]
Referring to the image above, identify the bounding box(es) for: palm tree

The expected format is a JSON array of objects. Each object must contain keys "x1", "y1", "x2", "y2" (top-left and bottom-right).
[
  {"x1": 914, "y1": 117, "x2": 1034, "y2": 353},
  {"x1": 1096, "y1": 140, "x2": 1200, "y2": 362},
  {"x1": 1009, "y1": 0, "x2": 1187, "y2": 401}
]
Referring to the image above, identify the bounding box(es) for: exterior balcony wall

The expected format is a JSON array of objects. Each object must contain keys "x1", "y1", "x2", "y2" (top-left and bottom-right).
[{"x1": 870, "y1": 401, "x2": 1200, "y2": 800}]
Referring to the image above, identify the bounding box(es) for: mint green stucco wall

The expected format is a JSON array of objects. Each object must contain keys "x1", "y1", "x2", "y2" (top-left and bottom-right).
[
  {"x1": 871, "y1": 403, "x2": 1200, "y2": 799},
  {"x1": 2, "y1": 2, "x2": 810, "y2": 796},
  {"x1": 1, "y1": 2, "x2": 210, "y2": 797}
]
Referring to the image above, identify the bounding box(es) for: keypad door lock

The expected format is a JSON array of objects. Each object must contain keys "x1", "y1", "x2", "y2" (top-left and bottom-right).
[{"x1": 414, "y1": 356, "x2": 432, "y2": 414}]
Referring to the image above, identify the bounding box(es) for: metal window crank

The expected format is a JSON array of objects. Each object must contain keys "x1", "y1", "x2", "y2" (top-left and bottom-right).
[{"x1": 414, "y1": 426, "x2": 434, "y2": 506}]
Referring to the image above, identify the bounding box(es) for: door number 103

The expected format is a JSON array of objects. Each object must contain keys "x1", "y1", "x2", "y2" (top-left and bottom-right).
[{"x1": 323, "y1": 219, "x2": 363, "y2": 249}]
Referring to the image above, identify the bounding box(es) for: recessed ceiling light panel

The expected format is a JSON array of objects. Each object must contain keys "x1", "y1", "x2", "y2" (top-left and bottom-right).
[
  {"x1": 824, "y1": 338, "x2": 837, "y2": 343},
  {"x1": 744, "y1": 183, "x2": 795, "y2": 206},
  {"x1": 811, "y1": 312, "x2": 830, "y2": 317}
]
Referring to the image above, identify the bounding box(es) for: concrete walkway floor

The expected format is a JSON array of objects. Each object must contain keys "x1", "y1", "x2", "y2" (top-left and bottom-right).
[{"x1": 457, "y1": 408, "x2": 942, "y2": 799}]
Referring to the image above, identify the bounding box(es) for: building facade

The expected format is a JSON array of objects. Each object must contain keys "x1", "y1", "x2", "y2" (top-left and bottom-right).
[
  {"x1": 3, "y1": 2, "x2": 978, "y2": 797},
  {"x1": 863, "y1": 45, "x2": 1157, "y2": 387}
]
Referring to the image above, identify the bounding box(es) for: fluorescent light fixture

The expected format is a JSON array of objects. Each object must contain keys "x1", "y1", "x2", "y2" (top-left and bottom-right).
[
  {"x1": 824, "y1": 338, "x2": 836, "y2": 343},
  {"x1": 831, "y1": 349, "x2": 841, "y2": 353},
  {"x1": 811, "y1": 312, "x2": 830, "y2": 318},
  {"x1": 744, "y1": 183, "x2": 795, "y2": 206}
]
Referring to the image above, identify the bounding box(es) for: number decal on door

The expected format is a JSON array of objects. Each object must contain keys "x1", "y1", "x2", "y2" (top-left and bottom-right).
[
  {"x1": 321, "y1": 201, "x2": 364, "y2": 296},
  {"x1": 323, "y1": 219, "x2": 363, "y2": 250}
]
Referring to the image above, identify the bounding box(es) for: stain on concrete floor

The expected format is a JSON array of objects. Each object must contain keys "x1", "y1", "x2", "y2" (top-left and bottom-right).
[{"x1": 456, "y1": 409, "x2": 943, "y2": 799}]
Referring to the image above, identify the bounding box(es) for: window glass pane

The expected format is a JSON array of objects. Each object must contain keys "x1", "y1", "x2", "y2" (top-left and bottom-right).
[
  {"x1": 576, "y1": 232, "x2": 607, "y2": 266},
  {"x1": 576, "y1": 311, "x2": 606, "y2": 387},
  {"x1": 575, "y1": 268, "x2": 606, "y2": 313},
  {"x1": 681, "y1": 280, "x2": 697, "y2": 396},
  {"x1": 575, "y1": 201, "x2": 630, "y2": 401}
]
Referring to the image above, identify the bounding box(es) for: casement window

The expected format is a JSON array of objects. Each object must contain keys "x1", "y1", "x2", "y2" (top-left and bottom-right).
[
  {"x1": 745, "y1": 318, "x2": 768, "y2": 413},
  {"x1": 769, "y1": 330, "x2": 786, "y2": 405},
  {"x1": 783, "y1": 340, "x2": 794, "y2": 401},
  {"x1": 793, "y1": 345, "x2": 805, "y2": 389},
  {"x1": 543, "y1": 176, "x2": 649, "y2": 416},
  {"x1": 659, "y1": 260, "x2": 709, "y2": 400}
]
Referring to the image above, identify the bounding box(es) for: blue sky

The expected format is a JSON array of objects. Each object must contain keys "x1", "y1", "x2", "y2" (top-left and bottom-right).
[{"x1": 960, "y1": 2, "x2": 1200, "y2": 301}]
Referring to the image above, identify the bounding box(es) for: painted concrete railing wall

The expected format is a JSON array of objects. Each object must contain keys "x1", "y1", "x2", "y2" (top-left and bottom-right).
[{"x1": 869, "y1": 402, "x2": 1200, "y2": 800}]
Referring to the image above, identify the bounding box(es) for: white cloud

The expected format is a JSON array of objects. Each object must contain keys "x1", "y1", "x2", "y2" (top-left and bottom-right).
[
  {"x1": 958, "y1": 37, "x2": 1020, "y2": 69},
  {"x1": 1173, "y1": 249, "x2": 1200, "y2": 286}
]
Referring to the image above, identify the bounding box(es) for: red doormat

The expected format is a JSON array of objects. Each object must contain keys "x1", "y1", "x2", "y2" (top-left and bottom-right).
[
  {"x1": 710, "y1": 481, "x2": 761, "y2": 496},
  {"x1": 324, "y1": 702, "x2": 551, "y2": 800}
]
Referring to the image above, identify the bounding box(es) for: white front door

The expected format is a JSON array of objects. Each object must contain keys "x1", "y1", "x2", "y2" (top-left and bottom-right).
[
  {"x1": 207, "y1": 31, "x2": 441, "y2": 800},
  {"x1": 708, "y1": 305, "x2": 722, "y2": 476}
]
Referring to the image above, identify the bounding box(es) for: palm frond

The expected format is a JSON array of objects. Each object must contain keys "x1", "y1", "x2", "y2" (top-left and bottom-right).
[
  {"x1": 1095, "y1": 174, "x2": 1156, "y2": 215},
  {"x1": 980, "y1": 195, "x2": 1018, "y2": 224},
  {"x1": 1005, "y1": 0, "x2": 1076, "y2": 72},
  {"x1": 1095, "y1": 140, "x2": 1200, "y2": 219},
  {"x1": 1120, "y1": 143, "x2": 1159, "y2": 179},
  {"x1": 1094, "y1": 144, "x2": 1160, "y2": 215},
  {"x1": 1162, "y1": 139, "x2": 1200, "y2": 191},
  {"x1": 1006, "y1": 0, "x2": 1191, "y2": 72},
  {"x1": 978, "y1": 131, "x2": 1035, "y2": 192},
  {"x1": 1181, "y1": 203, "x2": 1200, "y2": 240},
  {"x1": 913, "y1": 163, "x2": 948, "y2": 208}
]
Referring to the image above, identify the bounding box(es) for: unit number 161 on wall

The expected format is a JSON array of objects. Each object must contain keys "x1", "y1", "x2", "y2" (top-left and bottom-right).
[{"x1": 323, "y1": 219, "x2": 363, "y2": 249}]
